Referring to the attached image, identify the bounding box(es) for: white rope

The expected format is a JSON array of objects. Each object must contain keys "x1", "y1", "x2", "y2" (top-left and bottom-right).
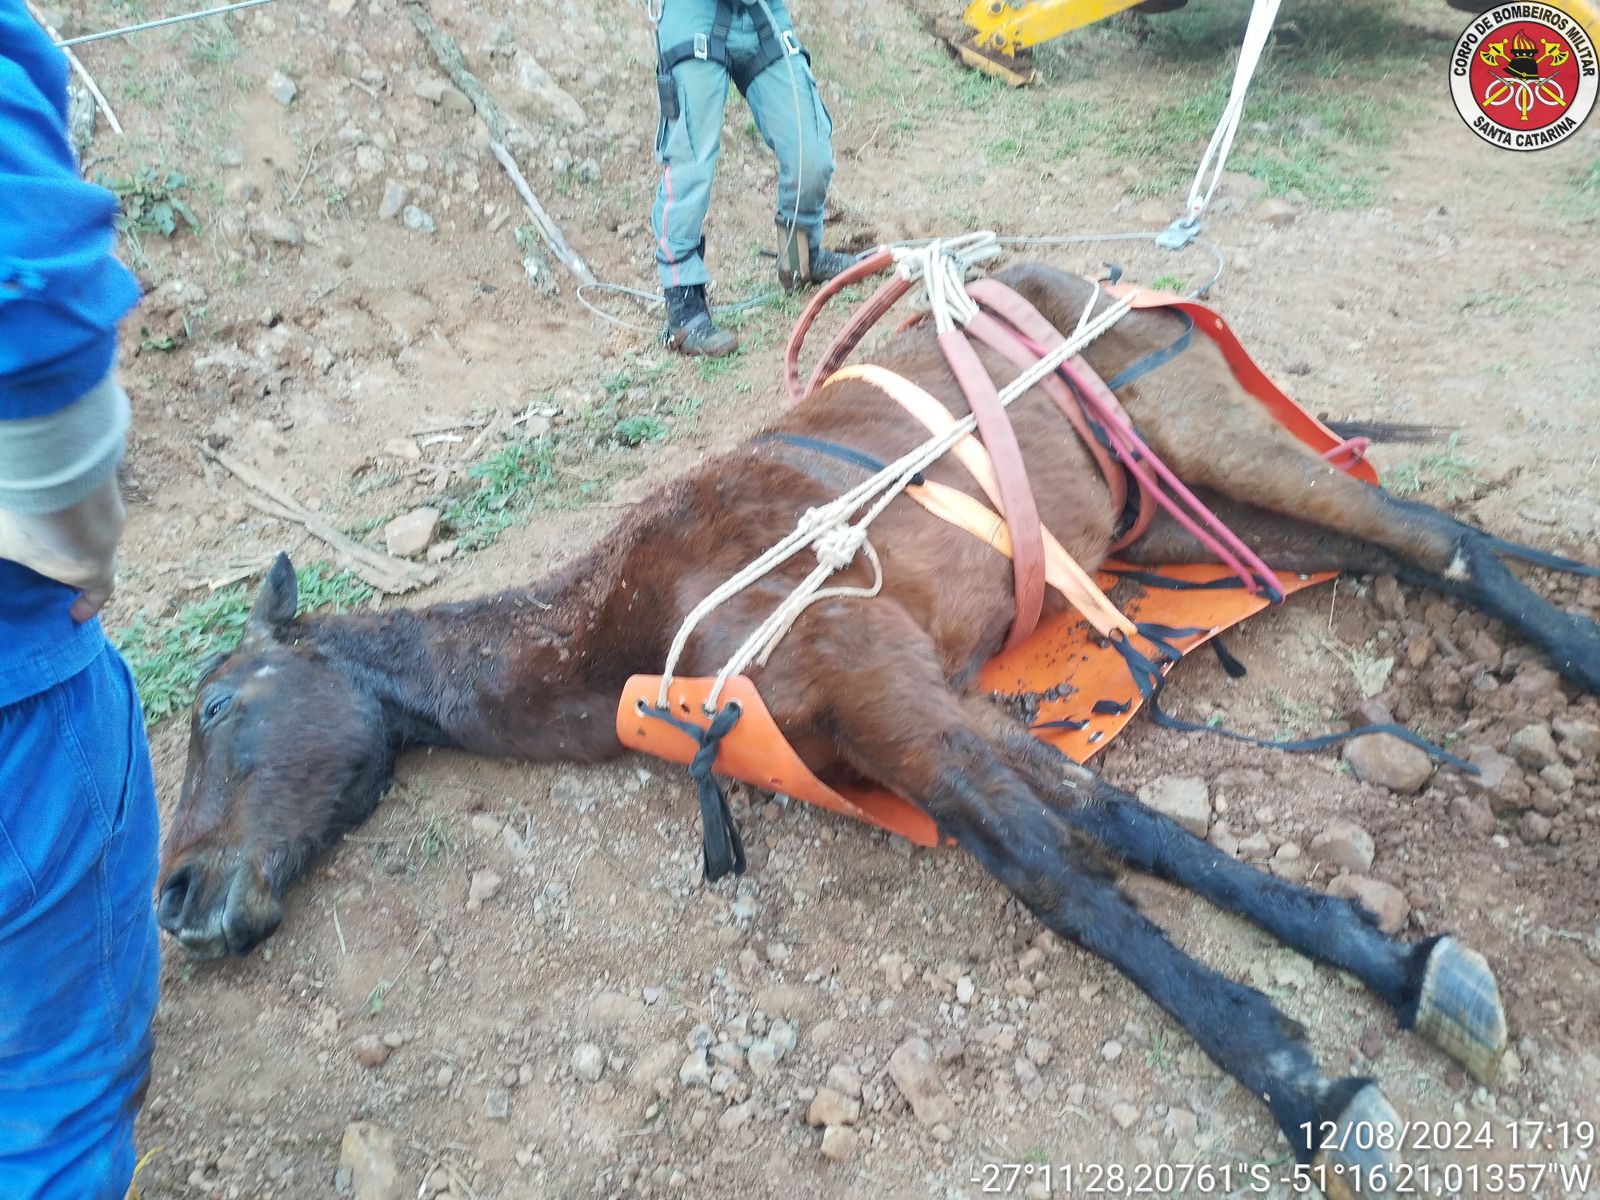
[
  {"x1": 656, "y1": 249, "x2": 1139, "y2": 713},
  {"x1": 1177, "y1": 0, "x2": 1283, "y2": 227}
]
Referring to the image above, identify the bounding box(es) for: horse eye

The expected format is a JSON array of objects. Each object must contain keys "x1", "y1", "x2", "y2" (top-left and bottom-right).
[{"x1": 201, "y1": 693, "x2": 233, "y2": 727}]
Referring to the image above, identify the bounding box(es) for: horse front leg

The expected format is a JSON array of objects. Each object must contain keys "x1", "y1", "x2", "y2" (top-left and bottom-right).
[{"x1": 960, "y1": 698, "x2": 1508, "y2": 1087}]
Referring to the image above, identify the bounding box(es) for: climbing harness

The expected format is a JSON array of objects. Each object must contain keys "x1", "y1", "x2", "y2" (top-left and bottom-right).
[{"x1": 655, "y1": 0, "x2": 808, "y2": 96}]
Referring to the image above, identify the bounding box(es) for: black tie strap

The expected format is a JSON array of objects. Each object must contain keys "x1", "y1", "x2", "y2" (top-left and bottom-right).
[{"x1": 639, "y1": 701, "x2": 748, "y2": 881}]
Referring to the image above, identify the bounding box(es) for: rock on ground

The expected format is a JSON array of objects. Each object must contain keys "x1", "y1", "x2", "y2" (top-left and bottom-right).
[
  {"x1": 384, "y1": 507, "x2": 440, "y2": 557},
  {"x1": 1341, "y1": 733, "x2": 1432, "y2": 794},
  {"x1": 1508, "y1": 724, "x2": 1560, "y2": 771},
  {"x1": 1135, "y1": 775, "x2": 1210, "y2": 836},
  {"x1": 819, "y1": 1125, "x2": 858, "y2": 1162},
  {"x1": 572, "y1": 1042, "x2": 604, "y2": 1083},
  {"x1": 887, "y1": 1037, "x2": 958, "y2": 1127},
  {"x1": 467, "y1": 870, "x2": 502, "y2": 905},
  {"x1": 1308, "y1": 820, "x2": 1375, "y2": 873},
  {"x1": 1552, "y1": 717, "x2": 1599, "y2": 757},
  {"x1": 339, "y1": 1122, "x2": 398, "y2": 1200},
  {"x1": 806, "y1": 1086, "x2": 860, "y2": 1127},
  {"x1": 1328, "y1": 874, "x2": 1409, "y2": 934},
  {"x1": 351, "y1": 1034, "x2": 391, "y2": 1069},
  {"x1": 378, "y1": 179, "x2": 409, "y2": 221}
]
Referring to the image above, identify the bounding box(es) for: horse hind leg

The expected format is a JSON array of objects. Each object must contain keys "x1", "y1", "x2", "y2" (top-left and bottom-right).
[
  {"x1": 961, "y1": 696, "x2": 1509, "y2": 1087},
  {"x1": 1126, "y1": 388, "x2": 1600, "y2": 695},
  {"x1": 803, "y1": 611, "x2": 1411, "y2": 1177}
]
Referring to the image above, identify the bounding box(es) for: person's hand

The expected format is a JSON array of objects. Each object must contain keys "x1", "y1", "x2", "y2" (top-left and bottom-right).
[{"x1": 0, "y1": 476, "x2": 127, "y2": 621}]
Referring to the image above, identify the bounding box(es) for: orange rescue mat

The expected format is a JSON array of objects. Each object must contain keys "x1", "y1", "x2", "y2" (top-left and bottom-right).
[{"x1": 616, "y1": 284, "x2": 1380, "y2": 850}]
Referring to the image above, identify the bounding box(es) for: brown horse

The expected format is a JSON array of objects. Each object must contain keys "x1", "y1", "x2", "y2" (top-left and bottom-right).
[{"x1": 160, "y1": 263, "x2": 1598, "y2": 1188}]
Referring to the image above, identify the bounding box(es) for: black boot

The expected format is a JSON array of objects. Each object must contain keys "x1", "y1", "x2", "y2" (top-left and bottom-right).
[
  {"x1": 776, "y1": 222, "x2": 856, "y2": 291},
  {"x1": 663, "y1": 285, "x2": 738, "y2": 358}
]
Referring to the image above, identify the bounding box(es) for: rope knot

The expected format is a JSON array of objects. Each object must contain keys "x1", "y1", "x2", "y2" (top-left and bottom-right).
[{"x1": 814, "y1": 524, "x2": 867, "y2": 571}]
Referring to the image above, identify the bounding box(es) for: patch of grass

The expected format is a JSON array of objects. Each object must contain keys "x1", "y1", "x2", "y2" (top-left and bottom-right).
[
  {"x1": 1451, "y1": 279, "x2": 1568, "y2": 320},
  {"x1": 116, "y1": 563, "x2": 372, "y2": 723},
  {"x1": 613, "y1": 414, "x2": 669, "y2": 446},
  {"x1": 1150, "y1": 274, "x2": 1187, "y2": 292},
  {"x1": 442, "y1": 437, "x2": 559, "y2": 550},
  {"x1": 1145, "y1": 1026, "x2": 1176, "y2": 1073},
  {"x1": 1382, "y1": 431, "x2": 1479, "y2": 501}
]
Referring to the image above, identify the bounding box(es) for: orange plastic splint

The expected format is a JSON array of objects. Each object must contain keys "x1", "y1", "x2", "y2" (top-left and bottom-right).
[{"x1": 616, "y1": 289, "x2": 1380, "y2": 848}]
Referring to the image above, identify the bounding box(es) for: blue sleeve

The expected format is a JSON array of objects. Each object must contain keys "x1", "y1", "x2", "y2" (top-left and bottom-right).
[{"x1": 0, "y1": 0, "x2": 141, "y2": 420}]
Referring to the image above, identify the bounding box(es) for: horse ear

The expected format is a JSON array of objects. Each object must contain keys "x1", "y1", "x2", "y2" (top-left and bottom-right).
[{"x1": 247, "y1": 553, "x2": 298, "y2": 632}]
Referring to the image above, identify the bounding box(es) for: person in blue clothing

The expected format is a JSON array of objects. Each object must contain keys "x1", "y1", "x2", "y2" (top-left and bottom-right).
[
  {"x1": 1, "y1": 4, "x2": 162, "y2": 1197},
  {"x1": 651, "y1": 0, "x2": 854, "y2": 357}
]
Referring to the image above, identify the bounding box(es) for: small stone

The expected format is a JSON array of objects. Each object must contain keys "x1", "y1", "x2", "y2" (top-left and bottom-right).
[
  {"x1": 955, "y1": 975, "x2": 975, "y2": 1004},
  {"x1": 1111, "y1": 1102, "x2": 1140, "y2": 1129},
  {"x1": 328, "y1": 0, "x2": 357, "y2": 17},
  {"x1": 573, "y1": 1043, "x2": 604, "y2": 1083},
  {"x1": 1508, "y1": 724, "x2": 1560, "y2": 771},
  {"x1": 1540, "y1": 763, "x2": 1575, "y2": 793},
  {"x1": 467, "y1": 869, "x2": 503, "y2": 905},
  {"x1": 1328, "y1": 875, "x2": 1409, "y2": 935},
  {"x1": 1451, "y1": 793, "x2": 1496, "y2": 836},
  {"x1": 1025, "y1": 1037, "x2": 1053, "y2": 1067},
  {"x1": 422, "y1": 538, "x2": 458, "y2": 564},
  {"x1": 825, "y1": 1063, "x2": 862, "y2": 1099},
  {"x1": 434, "y1": 1064, "x2": 454, "y2": 1088},
  {"x1": 1463, "y1": 745, "x2": 1529, "y2": 811},
  {"x1": 717, "y1": 1100, "x2": 755, "y2": 1133},
  {"x1": 678, "y1": 1049, "x2": 710, "y2": 1088},
  {"x1": 378, "y1": 179, "x2": 410, "y2": 220},
  {"x1": 887, "y1": 1038, "x2": 957, "y2": 1127},
  {"x1": 1165, "y1": 1107, "x2": 1198, "y2": 1139},
  {"x1": 747, "y1": 1040, "x2": 779, "y2": 1078},
  {"x1": 806, "y1": 1086, "x2": 861, "y2": 1127},
  {"x1": 1135, "y1": 775, "x2": 1211, "y2": 836},
  {"x1": 1341, "y1": 734, "x2": 1433, "y2": 794},
  {"x1": 1360, "y1": 1025, "x2": 1386, "y2": 1061},
  {"x1": 402, "y1": 205, "x2": 436, "y2": 234},
  {"x1": 267, "y1": 70, "x2": 297, "y2": 105},
  {"x1": 819, "y1": 1124, "x2": 857, "y2": 1162},
  {"x1": 484, "y1": 1087, "x2": 510, "y2": 1120},
  {"x1": 258, "y1": 215, "x2": 303, "y2": 246},
  {"x1": 1552, "y1": 717, "x2": 1600, "y2": 757},
  {"x1": 469, "y1": 813, "x2": 503, "y2": 837},
  {"x1": 351, "y1": 1034, "x2": 391, "y2": 1069},
  {"x1": 1237, "y1": 831, "x2": 1272, "y2": 859},
  {"x1": 338, "y1": 1122, "x2": 399, "y2": 1200},
  {"x1": 384, "y1": 507, "x2": 440, "y2": 557},
  {"x1": 405, "y1": 152, "x2": 429, "y2": 173},
  {"x1": 1308, "y1": 821, "x2": 1375, "y2": 873},
  {"x1": 1101, "y1": 1039, "x2": 1123, "y2": 1062},
  {"x1": 1517, "y1": 811, "x2": 1553, "y2": 843},
  {"x1": 1257, "y1": 197, "x2": 1299, "y2": 227},
  {"x1": 381, "y1": 1031, "x2": 405, "y2": 1049}
]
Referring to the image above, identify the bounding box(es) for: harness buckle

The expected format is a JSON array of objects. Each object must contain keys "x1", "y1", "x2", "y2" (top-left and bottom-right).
[
  {"x1": 693, "y1": 32, "x2": 709, "y2": 59},
  {"x1": 780, "y1": 28, "x2": 800, "y2": 56}
]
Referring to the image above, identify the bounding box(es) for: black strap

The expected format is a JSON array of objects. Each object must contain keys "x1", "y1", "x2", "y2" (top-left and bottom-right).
[
  {"x1": 1106, "y1": 567, "x2": 1253, "y2": 592},
  {"x1": 1103, "y1": 309, "x2": 1196, "y2": 392},
  {"x1": 1211, "y1": 636, "x2": 1248, "y2": 678},
  {"x1": 758, "y1": 431, "x2": 926, "y2": 486},
  {"x1": 658, "y1": 0, "x2": 806, "y2": 95},
  {"x1": 640, "y1": 701, "x2": 748, "y2": 881}
]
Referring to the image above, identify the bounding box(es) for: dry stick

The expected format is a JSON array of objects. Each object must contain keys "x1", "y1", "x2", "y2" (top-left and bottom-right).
[
  {"x1": 402, "y1": 1, "x2": 597, "y2": 286},
  {"x1": 27, "y1": 0, "x2": 124, "y2": 136},
  {"x1": 201, "y1": 445, "x2": 436, "y2": 594}
]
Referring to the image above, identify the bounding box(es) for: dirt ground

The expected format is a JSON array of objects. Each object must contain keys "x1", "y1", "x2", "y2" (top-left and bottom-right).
[{"x1": 43, "y1": 0, "x2": 1600, "y2": 1194}]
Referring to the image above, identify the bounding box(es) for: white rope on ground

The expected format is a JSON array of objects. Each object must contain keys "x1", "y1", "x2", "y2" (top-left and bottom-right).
[{"x1": 655, "y1": 238, "x2": 1139, "y2": 712}]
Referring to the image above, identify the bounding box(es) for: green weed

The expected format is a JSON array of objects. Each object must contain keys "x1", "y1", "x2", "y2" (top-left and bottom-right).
[
  {"x1": 442, "y1": 438, "x2": 559, "y2": 550},
  {"x1": 102, "y1": 166, "x2": 199, "y2": 244},
  {"x1": 1150, "y1": 274, "x2": 1187, "y2": 292},
  {"x1": 1382, "y1": 432, "x2": 1478, "y2": 501},
  {"x1": 116, "y1": 563, "x2": 372, "y2": 723},
  {"x1": 613, "y1": 414, "x2": 669, "y2": 446}
]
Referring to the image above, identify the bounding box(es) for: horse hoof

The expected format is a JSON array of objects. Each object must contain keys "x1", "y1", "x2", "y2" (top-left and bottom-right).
[
  {"x1": 1414, "y1": 936, "x2": 1507, "y2": 1086},
  {"x1": 1311, "y1": 1084, "x2": 1404, "y2": 1199}
]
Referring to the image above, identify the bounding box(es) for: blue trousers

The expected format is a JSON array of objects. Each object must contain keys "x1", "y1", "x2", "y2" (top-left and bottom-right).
[
  {"x1": 0, "y1": 641, "x2": 161, "y2": 1199},
  {"x1": 651, "y1": 0, "x2": 836, "y2": 289}
]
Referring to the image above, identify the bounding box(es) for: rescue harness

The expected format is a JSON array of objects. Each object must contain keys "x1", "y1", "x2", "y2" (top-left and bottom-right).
[
  {"x1": 655, "y1": 0, "x2": 807, "y2": 115},
  {"x1": 617, "y1": 237, "x2": 1471, "y2": 881}
]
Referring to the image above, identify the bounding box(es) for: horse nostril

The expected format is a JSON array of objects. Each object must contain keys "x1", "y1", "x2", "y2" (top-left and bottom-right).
[{"x1": 157, "y1": 866, "x2": 195, "y2": 931}]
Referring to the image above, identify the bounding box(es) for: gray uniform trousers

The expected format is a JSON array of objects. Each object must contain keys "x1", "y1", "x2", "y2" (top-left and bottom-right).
[{"x1": 650, "y1": 0, "x2": 836, "y2": 289}]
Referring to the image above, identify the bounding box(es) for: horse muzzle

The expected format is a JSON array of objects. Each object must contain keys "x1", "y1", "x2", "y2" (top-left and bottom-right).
[{"x1": 157, "y1": 855, "x2": 284, "y2": 959}]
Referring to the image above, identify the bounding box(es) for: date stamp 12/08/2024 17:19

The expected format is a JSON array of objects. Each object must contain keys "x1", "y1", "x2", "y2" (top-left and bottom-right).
[{"x1": 971, "y1": 1118, "x2": 1599, "y2": 1196}]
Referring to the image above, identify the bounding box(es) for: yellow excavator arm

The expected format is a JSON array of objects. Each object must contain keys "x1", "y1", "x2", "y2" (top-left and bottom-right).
[{"x1": 959, "y1": 0, "x2": 1153, "y2": 84}]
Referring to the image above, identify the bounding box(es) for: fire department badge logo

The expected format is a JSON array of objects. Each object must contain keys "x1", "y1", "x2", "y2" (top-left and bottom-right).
[{"x1": 1451, "y1": 3, "x2": 1597, "y2": 150}]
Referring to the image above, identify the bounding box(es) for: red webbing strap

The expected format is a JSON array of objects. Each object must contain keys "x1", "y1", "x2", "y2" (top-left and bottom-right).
[
  {"x1": 963, "y1": 280, "x2": 1158, "y2": 552},
  {"x1": 935, "y1": 328, "x2": 1046, "y2": 650},
  {"x1": 784, "y1": 249, "x2": 897, "y2": 404},
  {"x1": 962, "y1": 310, "x2": 1127, "y2": 523}
]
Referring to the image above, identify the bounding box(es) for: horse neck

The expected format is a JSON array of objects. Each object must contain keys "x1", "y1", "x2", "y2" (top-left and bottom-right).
[{"x1": 300, "y1": 560, "x2": 633, "y2": 764}]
